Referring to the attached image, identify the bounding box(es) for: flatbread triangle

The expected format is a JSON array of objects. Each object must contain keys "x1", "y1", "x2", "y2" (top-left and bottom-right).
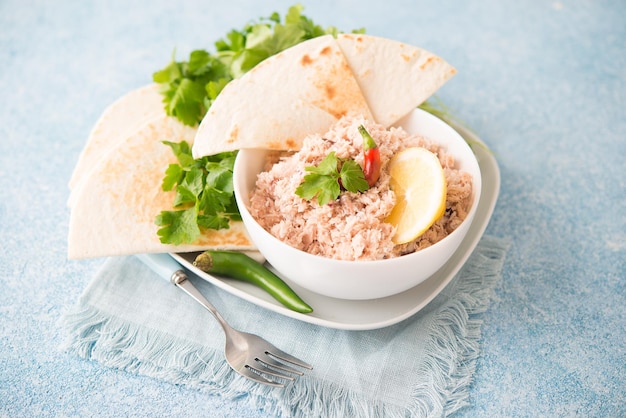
[
  {"x1": 67, "y1": 83, "x2": 164, "y2": 206},
  {"x1": 336, "y1": 33, "x2": 456, "y2": 128}
]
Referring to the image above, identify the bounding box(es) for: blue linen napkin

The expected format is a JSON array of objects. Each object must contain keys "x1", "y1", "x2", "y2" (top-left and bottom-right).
[{"x1": 61, "y1": 235, "x2": 508, "y2": 417}]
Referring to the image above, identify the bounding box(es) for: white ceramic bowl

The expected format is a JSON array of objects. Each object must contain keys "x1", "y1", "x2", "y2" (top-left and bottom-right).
[{"x1": 233, "y1": 108, "x2": 482, "y2": 300}]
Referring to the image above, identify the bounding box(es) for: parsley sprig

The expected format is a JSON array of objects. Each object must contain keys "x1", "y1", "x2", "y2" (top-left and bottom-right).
[
  {"x1": 155, "y1": 141, "x2": 240, "y2": 245},
  {"x1": 295, "y1": 152, "x2": 369, "y2": 205},
  {"x1": 152, "y1": 4, "x2": 364, "y2": 127}
]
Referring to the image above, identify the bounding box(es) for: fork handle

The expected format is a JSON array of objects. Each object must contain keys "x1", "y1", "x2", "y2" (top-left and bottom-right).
[
  {"x1": 136, "y1": 253, "x2": 233, "y2": 333},
  {"x1": 136, "y1": 253, "x2": 183, "y2": 285}
]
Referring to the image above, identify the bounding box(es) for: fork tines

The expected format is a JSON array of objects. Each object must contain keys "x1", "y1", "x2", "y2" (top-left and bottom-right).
[
  {"x1": 267, "y1": 347, "x2": 314, "y2": 371},
  {"x1": 243, "y1": 350, "x2": 313, "y2": 387}
]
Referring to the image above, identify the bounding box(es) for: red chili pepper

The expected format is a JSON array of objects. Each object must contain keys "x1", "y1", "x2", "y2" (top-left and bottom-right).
[{"x1": 358, "y1": 125, "x2": 381, "y2": 187}]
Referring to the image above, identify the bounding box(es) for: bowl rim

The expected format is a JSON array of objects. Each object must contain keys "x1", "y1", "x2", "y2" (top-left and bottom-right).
[{"x1": 233, "y1": 108, "x2": 482, "y2": 266}]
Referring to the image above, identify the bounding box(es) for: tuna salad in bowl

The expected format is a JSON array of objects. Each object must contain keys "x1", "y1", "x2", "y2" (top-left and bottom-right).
[{"x1": 233, "y1": 108, "x2": 482, "y2": 300}]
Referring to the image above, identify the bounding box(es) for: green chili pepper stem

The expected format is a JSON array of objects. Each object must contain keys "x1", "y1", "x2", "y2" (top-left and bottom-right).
[
  {"x1": 358, "y1": 125, "x2": 377, "y2": 151},
  {"x1": 193, "y1": 250, "x2": 313, "y2": 314}
]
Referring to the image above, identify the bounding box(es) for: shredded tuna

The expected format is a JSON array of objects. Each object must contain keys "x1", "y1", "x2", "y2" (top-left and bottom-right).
[{"x1": 248, "y1": 115, "x2": 473, "y2": 261}]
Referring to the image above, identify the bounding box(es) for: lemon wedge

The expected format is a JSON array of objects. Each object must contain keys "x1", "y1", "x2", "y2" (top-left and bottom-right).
[{"x1": 386, "y1": 147, "x2": 447, "y2": 244}]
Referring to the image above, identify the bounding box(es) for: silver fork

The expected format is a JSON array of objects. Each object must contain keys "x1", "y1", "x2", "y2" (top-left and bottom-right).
[{"x1": 136, "y1": 253, "x2": 313, "y2": 387}]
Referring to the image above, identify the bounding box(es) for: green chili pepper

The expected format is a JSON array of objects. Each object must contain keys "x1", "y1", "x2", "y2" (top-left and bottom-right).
[{"x1": 193, "y1": 250, "x2": 313, "y2": 313}]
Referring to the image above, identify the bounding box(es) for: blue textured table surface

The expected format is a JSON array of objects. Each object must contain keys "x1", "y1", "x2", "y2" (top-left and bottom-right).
[{"x1": 1, "y1": 1, "x2": 624, "y2": 417}]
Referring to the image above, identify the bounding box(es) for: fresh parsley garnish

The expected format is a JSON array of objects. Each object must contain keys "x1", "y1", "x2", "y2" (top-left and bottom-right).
[
  {"x1": 152, "y1": 4, "x2": 364, "y2": 126},
  {"x1": 295, "y1": 152, "x2": 369, "y2": 206},
  {"x1": 155, "y1": 141, "x2": 240, "y2": 245}
]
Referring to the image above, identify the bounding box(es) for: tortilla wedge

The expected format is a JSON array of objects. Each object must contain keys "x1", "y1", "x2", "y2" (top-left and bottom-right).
[
  {"x1": 67, "y1": 84, "x2": 164, "y2": 207},
  {"x1": 67, "y1": 114, "x2": 256, "y2": 260},
  {"x1": 192, "y1": 34, "x2": 373, "y2": 158},
  {"x1": 336, "y1": 33, "x2": 456, "y2": 128}
]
